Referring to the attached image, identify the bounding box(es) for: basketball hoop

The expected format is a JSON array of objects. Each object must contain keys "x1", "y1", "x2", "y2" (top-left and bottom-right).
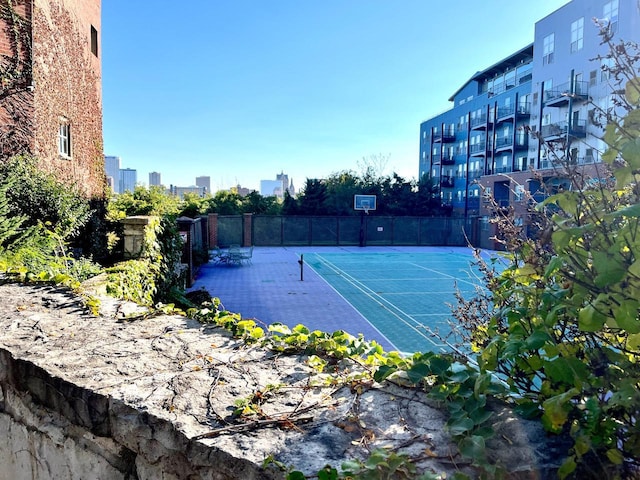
[{"x1": 353, "y1": 194, "x2": 377, "y2": 215}]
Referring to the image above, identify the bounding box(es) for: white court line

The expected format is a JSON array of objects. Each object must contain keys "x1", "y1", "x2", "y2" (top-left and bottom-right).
[
  {"x1": 409, "y1": 262, "x2": 482, "y2": 288},
  {"x1": 312, "y1": 254, "x2": 451, "y2": 352}
]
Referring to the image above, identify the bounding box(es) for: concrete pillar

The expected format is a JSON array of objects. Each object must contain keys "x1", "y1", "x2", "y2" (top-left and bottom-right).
[{"x1": 121, "y1": 216, "x2": 155, "y2": 260}]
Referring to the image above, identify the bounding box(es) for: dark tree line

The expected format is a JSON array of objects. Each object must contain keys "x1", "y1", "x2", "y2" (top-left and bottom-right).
[{"x1": 283, "y1": 171, "x2": 449, "y2": 216}]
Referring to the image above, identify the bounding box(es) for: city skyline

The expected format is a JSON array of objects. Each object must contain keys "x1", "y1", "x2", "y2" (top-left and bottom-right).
[{"x1": 102, "y1": 1, "x2": 569, "y2": 193}]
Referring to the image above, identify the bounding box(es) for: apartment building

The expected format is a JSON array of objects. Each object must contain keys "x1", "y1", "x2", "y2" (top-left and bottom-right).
[
  {"x1": 0, "y1": 0, "x2": 104, "y2": 198},
  {"x1": 419, "y1": 0, "x2": 639, "y2": 246}
]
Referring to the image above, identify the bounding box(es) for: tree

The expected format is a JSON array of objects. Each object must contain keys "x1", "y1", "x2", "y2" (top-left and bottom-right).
[
  {"x1": 379, "y1": 173, "x2": 414, "y2": 215},
  {"x1": 241, "y1": 191, "x2": 281, "y2": 215},
  {"x1": 297, "y1": 179, "x2": 328, "y2": 215},
  {"x1": 324, "y1": 170, "x2": 361, "y2": 216},
  {"x1": 281, "y1": 190, "x2": 299, "y2": 215},
  {"x1": 209, "y1": 190, "x2": 243, "y2": 215},
  {"x1": 453, "y1": 31, "x2": 640, "y2": 478}
]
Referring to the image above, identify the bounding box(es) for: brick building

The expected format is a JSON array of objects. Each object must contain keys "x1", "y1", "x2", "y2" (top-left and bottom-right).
[{"x1": 0, "y1": 0, "x2": 105, "y2": 199}]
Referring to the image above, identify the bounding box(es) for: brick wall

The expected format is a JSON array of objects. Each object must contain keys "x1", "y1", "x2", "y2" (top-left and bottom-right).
[{"x1": 31, "y1": 0, "x2": 105, "y2": 199}]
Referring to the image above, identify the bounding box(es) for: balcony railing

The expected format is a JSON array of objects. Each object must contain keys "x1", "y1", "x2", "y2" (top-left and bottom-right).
[
  {"x1": 441, "y1": 155, "x2": 455, "y2": 165},
  {"x1": 470, "y1": 114, "x2": 490, "y2": 130},
  {"x1": 470, "y1": 142, "x2": 487, "y2": 155},
  {"x1": 495, "y1": 135, "x2": 529, "y2": 150},
  {"x1": 440, "y1": 176, "x2": 455, "y2": 188},
  {"x1": 433, "y1": 128, "x2": 456, "y2": 143},
  {"x1": 431, "y1": 154, "x2": 441, "y2": 164},
  {"x1": 496, "y1": 103, "x2": 531, "y2": 121},
  {"x1": 544, "y1": 81, "x2": 589, "y2": 107},
  {"x1": 540, "y1": 120, "x2": 587, "y2": 139}
]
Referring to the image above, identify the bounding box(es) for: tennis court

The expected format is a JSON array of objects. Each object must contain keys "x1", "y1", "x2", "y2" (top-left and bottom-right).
[{"x1": 303, "y1": 250, "x2": 486, "y2": 353}]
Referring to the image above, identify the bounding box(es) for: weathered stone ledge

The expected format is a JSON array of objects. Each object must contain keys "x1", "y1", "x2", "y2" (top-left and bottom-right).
[{"x1": 0, "y1": 284, "x2": 564, "y2": 479}]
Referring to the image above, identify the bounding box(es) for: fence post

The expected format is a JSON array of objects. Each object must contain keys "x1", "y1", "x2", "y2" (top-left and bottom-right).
[
  {"x1": 208, "y1": 213, "x2": 218, "y2": 248},
  {"x1": 243, "y1": 213, "x2": 253, "y2": 247}
]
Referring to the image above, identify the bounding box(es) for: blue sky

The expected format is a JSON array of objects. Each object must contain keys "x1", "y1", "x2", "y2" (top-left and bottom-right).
[{"x1": 102, "y1": 1, "x2": 568, "y2": 193}]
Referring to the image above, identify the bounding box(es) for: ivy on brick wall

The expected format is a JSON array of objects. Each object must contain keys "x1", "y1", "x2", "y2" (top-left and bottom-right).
[{"x1": 0, "y1": 0, "x2": 33, "y2": 157}]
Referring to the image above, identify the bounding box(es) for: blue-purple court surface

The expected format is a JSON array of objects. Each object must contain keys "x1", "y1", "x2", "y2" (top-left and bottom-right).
[{"x1": 190, "y1": 246, "x2": 498, "y2": 354}]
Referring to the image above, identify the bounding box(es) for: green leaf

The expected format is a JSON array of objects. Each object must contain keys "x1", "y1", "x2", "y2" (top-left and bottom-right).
[
  {"x1": 474, "y1": 373, "x2": 492, "y2": 398},
  {"x1": 625, "y1": 77, "x2": 640, "y2": 105},
  {"x1": 606, "y1": 448, "x2": 625, "y2": 465},
  {"x1": 578, "y1": 305, "x2": 606, "y2": 332},
  {"x1": 428, "y1": 356, "x2": 452, "y2": 376},
  {"x1": 515, "y1": 401, "x2": 540, "y2": 419},
  {"x1": 286, "y1": 471, "x2": 306, "y2": 480},
  {"x1": 407, "y1": 362, "x2": 432, "y2": 384},
  {"x1": 373, "y1": 364, "x2": 397, "y2": 383},
  {"x1": 447, "y1": 417, "x2": 475, "y2": 436},
  {"x1": 544, "y1": 357, "x2": 589, "y2": 387},
  {"x1": 613, "y1": 299, "x2": 640, "y2": 333},
  {"x1": 541, "y1": 388, "x2": 579, "y2": 433},
  {"x1": 458, "y1": 435, "x2": 486, "y2": 460},
  {"x1": 525, "y1": 330, "x2": 552, "y2": 350},
  {"x1": 621, "y1": 138, "x2": 640, "y2": 170},
  {"x1": 628, "y1": 333, "x2": 640, "y2": 350},
  {"x1": 557, "y1": 456, "x2": 577, "y2": 480}
]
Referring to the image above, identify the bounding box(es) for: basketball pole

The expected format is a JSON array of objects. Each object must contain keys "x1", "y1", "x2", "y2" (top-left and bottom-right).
[{"x1": 359, "y1": 210, "x2": 365, "y2": 247}]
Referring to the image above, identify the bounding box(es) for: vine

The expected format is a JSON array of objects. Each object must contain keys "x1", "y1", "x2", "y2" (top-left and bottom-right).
[{"x1": 0, "y1": 0, "x2": 33, "y2": 157}]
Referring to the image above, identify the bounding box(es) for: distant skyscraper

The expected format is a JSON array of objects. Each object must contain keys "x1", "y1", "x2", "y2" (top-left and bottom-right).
[
  {"x1": 261, "y1": 171, "x2": 295, "y2": 199},
  {"x1": 195, "y1": 176, "x2": 211, "y2": 194},
  {"x1": 104, "y1": 155, "x2": 121, "y2": 193},
  {"x1": 149, "y1": 171, "x2": 162, "y2": 187},
  {"x1": 120, "y1": 168, "x2": 137, "y2": 193},
  {"x1": 170, "y1": 185, "x2": 206, "y2": 199}
]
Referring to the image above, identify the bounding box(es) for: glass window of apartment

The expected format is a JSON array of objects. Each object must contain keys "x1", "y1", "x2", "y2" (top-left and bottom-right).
[
  {"x1": 589, "y1": 70, "x2": 598, "y2": 86},
  {"x1": 571, "y1": 18, "x2": 584, "y2": 53},
  {"x1": 603, "y1": 0, "x2": 619, "y2": 34},
  {"x1": 58, "y1": 120, "x2": 71, "y2": 158},
  {"x1": 505, "y1": 69, "x2": 516, "y2": 89},
  {"x1": 543, "y1": 33, "x2": 555, "y2": 65}
]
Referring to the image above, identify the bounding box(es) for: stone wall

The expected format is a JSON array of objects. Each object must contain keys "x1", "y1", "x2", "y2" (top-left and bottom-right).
[{"x1": 0, "y1": 284, "x2": 565, "y2": 479}]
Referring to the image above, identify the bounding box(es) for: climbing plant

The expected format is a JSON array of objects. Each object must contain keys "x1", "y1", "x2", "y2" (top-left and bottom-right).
[
  {"x1": 454, "y1": 31, "x2": 640, "y2": 478},
  {"x1": 0, "y1": 0, "x2": 33, "y2": 157}
]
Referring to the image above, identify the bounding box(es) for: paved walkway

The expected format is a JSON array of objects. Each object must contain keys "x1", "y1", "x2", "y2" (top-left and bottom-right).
[{"x1": 190, "y1": 246, "x2": 478, "y2": 352}]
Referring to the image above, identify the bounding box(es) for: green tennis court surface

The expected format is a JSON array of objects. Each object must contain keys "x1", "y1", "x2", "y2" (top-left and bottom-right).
[{"x1": 304, "y1": 251, "x2": 484, "y2": 354}]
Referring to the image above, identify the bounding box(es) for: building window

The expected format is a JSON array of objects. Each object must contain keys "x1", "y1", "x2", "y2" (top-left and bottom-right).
[
  {"x1": 91, "y1": 25, "x2": 98, "y2": 57},
  {"x1": 543, "y1": 33, "x2": 554, "y2": 65},
  {"x1": 589, "y1": 70, "x2": 598, "y2": 86},
  {"x1": 58, "y1": 121, "x2": 71, "y2": 158},
  {"x1": 570, "y1": 18, "x2": 584, "y2": 53},
  {"x1": 603, "y1": 0, "x2": 619, "y2": 35},
  {"x1": 515, "y1": 185, "x2": 525, "y2": 202}
]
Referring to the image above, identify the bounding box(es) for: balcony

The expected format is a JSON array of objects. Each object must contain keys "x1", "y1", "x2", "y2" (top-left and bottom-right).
[
  {"x1": 441, "y1": 154, "x2": 455, "y2": 165},
  {"x1": 440, "y1": 176, "x2": 455, "y2": 188},
  {"x1": 495, "y1": 135, "x2": 529, "y2": 152},
  {"x1": 470, "y1": 142, "x2": 487, "y2": 156},
  {"x1": 496, "y1": 103, "x2": 531, "y2": 123},
  {"x1": 433, "y1": 128, "x2": 456, "y2": 143},
  {"x1": 540, "y1": 120, "x2": 587, "y2": 140},
  {"x1": 544, "y1": 81, "x2": 589, "y2": 107},
  {"x1": 470, "y1": 114, "x2": 490, "y2": 131},
  {"x1": 431, "y1": 154, "x2": 441, "y2": 164}
]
